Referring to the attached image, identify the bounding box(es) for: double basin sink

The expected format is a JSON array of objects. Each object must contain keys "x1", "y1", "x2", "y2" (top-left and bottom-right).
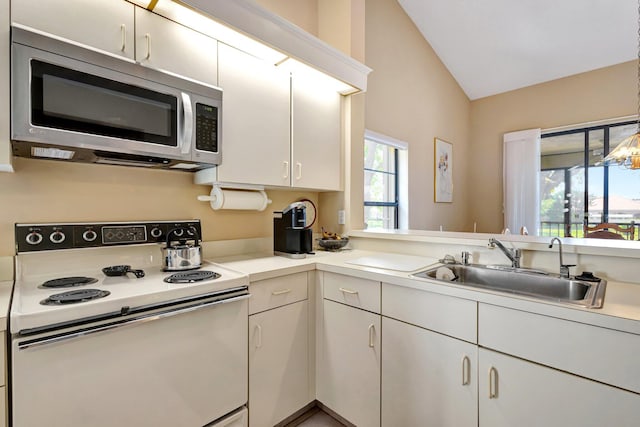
[{"x1": 412, "y1": 264, "x2": 607, "y2": 308}]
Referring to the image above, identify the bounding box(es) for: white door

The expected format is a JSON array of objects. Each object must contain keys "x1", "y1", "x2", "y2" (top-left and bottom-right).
[
  {"x1": 318, "y1": 300, "x2": 380, "y2": 427},
  {"x1": 382, "y1": 317, "x2": 477, "y2": 427},
  {"x1": 217, "y1": 44, "x2": 291, "y2": 186},
  {"x1": 135, "y1": 7, "x2": 218, "y2": 86},
  {"x1": 249, "y1": 300, "x2": 310, "y2": 427},
  {"x1": 479, "y1": 348, "x2": 640, "y2": 427},
  {"x1": 291, "y1": 77, "x2": 342, "y2": 190},
  {"x1": 12, "y1": 0, "x2": 135, "y2": 59}
]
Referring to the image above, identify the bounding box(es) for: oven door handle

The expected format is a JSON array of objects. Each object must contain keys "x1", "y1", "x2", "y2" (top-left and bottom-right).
[{"x1": 18, "y1": 293, "x2": 250, "y2": 351}]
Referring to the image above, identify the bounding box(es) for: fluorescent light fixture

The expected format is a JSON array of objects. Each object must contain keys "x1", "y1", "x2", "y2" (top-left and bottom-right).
[
  {"x1": 277, "y1": 57, "x2": 357, "y2": 95},
  {"x1": 153, "y1": 0, "x2": 287, "y2": 64},
  {"x1": 31, "y1": 147, "x2": 75, "y2": 160}
]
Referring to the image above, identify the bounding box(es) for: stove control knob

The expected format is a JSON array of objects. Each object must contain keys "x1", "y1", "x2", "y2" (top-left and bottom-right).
[
  {"x1": 173, "y1": 228, "x2": 184, "y2": 237},
  {"x1": 26, "y1": 231, "x2": 43, "y2": 245},
  {"x1": 50, "y1": 230, "x2": 66, "y2": 244},
  {"x1": 83, "y1": 230, "x2": 98, "y2": 242},
  {"x1": 150, "y1": 227, "x2": 162, "y2": 238}
]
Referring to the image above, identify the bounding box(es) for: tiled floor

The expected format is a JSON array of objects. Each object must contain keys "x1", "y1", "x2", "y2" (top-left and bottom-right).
[{"x1": 286, "y1": 408, "x2": 345, "y2": 427}]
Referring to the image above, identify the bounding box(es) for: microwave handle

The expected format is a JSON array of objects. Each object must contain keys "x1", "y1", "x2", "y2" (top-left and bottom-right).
[{"x1": 180, "y1": 92, "x2": 194, "y2": 155}]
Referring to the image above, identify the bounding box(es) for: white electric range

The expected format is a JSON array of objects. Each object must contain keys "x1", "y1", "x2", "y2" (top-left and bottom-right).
[{"x1": 10, "y1": 220, "x2": 250, "y2": 427}]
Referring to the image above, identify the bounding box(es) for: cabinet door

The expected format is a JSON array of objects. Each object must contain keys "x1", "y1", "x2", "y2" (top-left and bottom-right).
[
  {"x1": 479, "y1": 348, "x2": 640, "y2": 427},
  {"x1": 11, "y1": 0, "x2": 135, "y2": 59},
  {"x1": 318, "y1": 300, "x2": 380, "y2": 427},
  {"x1": 217, "y1": 44, "x2": 291, "y2": 186},
  {"x1": 291, "y1": 78, "x2": 342, "y2": 190},
  {"x1": 249, "y1": 301, "x2": 310, "y2": 427},
  {"x1": 382, "y1": 317, "x2": 477, "y2": 427},
  {"x1": 134, "y1": 8, "x2": 217, "y2": 86}
]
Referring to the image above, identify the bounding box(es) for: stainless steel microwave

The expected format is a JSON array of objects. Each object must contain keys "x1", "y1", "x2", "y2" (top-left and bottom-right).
[{"x1": 11, "y1": 27, "x2": 222, "y2": 170}]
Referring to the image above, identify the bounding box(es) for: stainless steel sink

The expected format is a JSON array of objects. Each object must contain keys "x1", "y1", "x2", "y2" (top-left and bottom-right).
[{"x1": 411, "y1": 264, "x2": 606, "y2": 308}]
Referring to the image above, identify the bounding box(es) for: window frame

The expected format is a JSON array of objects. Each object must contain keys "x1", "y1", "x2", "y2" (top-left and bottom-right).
[
  {"x1": 364, "y1": 132, "x2": 402, "y2": 230},
  {"x1": 541, "y1": 119, "x2": 637, "y2": 237}
]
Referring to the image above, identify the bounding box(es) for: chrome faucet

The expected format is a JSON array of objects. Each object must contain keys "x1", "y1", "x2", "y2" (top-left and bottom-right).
[
  {"x1": 548, "y1": 237, "x2": 575, "y2": 278},
  {"x1": 488, "y1": 238, "x2": 521, "y2": 268}
]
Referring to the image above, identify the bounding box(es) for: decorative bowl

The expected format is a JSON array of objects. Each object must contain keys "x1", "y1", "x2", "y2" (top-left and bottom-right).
[{"x1": 317, "y1": 237, "x2": 349, "y2": 251}]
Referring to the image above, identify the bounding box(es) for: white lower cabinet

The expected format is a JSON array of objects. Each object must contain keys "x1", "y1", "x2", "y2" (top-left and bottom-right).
[
  {"x1": 318, "y1": 299, "x2": 380, "y2": 427},
  {"x1": 381, "y1": 317, "x2": 477, "y2": 427},
  {"x1": 248, "y1": 299, "x2": 310, "y2": 427},
  {"x1": 479, "y1": 348, "x2": 640, "y2": 427}
]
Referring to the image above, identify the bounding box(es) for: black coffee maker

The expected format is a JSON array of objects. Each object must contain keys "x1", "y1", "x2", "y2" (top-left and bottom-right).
[{"x1": 274, "y1": 202, "x2": 313, "y2": 258}]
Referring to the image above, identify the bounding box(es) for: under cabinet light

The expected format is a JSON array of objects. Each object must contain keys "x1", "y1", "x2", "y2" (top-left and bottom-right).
[
  {"x1": 277, "y1": 57, "x2": 357, "y2": 95},
  {"x1": 31, "y1": 147, "x2": 75, "y2": 160}
]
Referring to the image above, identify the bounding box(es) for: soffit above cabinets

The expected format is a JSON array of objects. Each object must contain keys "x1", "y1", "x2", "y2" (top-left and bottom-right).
[{"x1": 132, "y1": 0, "x2": 371, "y2": 93}]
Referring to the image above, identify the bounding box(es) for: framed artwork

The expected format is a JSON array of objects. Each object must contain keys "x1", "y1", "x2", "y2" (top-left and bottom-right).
[{"x1": 434, "y1": 138, "x2": 453, "y2": 203}]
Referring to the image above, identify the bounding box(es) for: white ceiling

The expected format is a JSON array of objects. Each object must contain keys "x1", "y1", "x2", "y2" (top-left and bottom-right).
[{"x1": 397, "y1": 0, "x2": 638, "y2": 100}]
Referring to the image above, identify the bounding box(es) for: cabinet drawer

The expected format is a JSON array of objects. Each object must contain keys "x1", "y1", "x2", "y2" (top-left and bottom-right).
[
  {"x1": 479, "y1": 303, "x2": 640, "y2": 393},
  {"x1": 382, "y1": 283, "x2": 477, "y2": 343},
  {"x1": 323, "y1": 272, "x2": 380, "y2": 313},
  {"x1": 249, "y1": 272, "x2": 308, "y2": 315}
]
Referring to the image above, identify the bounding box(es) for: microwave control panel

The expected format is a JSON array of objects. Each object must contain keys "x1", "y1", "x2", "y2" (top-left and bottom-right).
[{"x1": 195, "y1": 103, "x2": 218, "y2": 153}]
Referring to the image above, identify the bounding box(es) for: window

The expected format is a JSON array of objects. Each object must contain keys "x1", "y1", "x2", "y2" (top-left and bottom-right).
[
  {"x1": 540, "y1": 120, "x2": 640, "y2": 238},
  {"x1": 364, "y1": 133, "x2": 400, "y2": 229}
]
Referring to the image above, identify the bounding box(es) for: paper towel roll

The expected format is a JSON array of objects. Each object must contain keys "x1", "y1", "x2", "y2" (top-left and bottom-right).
[{"x1": 198, "y1": 186, "x2": 271, "y2": 211}]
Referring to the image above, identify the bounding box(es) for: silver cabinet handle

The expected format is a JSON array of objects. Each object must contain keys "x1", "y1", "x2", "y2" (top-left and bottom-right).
[
  {"x1": 339, "y1": 287, "x2": 358, "y2": 295},
  {"x1": 120, "y1": 24, "x2": 126, "y2": 52},
  {"x1": 489, "y1": 366, "x2": 498, "y2": 399},
  {"x1": 283, "y1": 161, "x2": 289, "y2": 179},
  {"x1": 144, "y1": 33, "x2": 151, "y2": 59},
  {"x1": 271, "y1": 289, "x2": 291, "y2": 296},
  {"x1": 368, "y1": 324, "x2": 375, "y2": 348},
  {"x1": 296, "y1": 162, "x2": 302, "y2": 180},
  {"x1": 255, "y1": 324, "x2": 262, "y2": 348},
  {"x1": 462, "y1": 355, "x2": 471, "y2": 386}
]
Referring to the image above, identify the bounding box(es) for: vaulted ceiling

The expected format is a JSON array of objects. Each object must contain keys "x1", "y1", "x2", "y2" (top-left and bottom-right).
[{"x1": 398, "y1": 0, "x2": 637, "y2": 100}]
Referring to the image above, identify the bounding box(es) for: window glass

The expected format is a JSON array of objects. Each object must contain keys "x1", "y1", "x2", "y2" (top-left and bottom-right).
[{"x1": 364, "y1": 137, "x2": 398, "y2": 229}]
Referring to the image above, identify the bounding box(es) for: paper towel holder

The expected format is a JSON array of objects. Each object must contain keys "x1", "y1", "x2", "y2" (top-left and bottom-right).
[{"x1": 197, "y1": 184, "x2": 272, "y2": 211}]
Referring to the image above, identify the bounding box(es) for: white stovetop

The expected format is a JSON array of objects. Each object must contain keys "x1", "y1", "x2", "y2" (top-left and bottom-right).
[{"x1": 11, "y1": 244, "x2": 248, "y2": 334}]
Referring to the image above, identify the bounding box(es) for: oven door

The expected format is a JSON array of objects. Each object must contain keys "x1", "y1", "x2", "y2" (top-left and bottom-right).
[
  {"x1": 12, "y1": 41, "x2": 190, "y2": 161},
  {"x1": 11, "y1": 292, "x2": 249, "y2": 427}
]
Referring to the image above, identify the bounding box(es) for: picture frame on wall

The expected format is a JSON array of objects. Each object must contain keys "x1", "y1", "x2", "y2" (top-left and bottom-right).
[{"x1": 434, "y1": 138, "x2": 453, "y2": 203}]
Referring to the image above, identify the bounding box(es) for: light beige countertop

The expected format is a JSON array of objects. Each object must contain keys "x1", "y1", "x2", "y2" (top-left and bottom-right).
[
  {"x1": 212, "y1": 249, "x2": 640, "y2": 336},
  {"x1": 0, "y1": 280, "x2": 13, "y2": 332}
]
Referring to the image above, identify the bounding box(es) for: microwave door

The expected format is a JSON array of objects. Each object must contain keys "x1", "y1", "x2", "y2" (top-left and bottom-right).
[{"x1": 12, "y1": 44, "x2": 188, "y2": 161}]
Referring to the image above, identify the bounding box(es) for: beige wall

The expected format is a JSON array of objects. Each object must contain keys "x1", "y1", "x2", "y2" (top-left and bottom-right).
[
  {"x1": 469, "y1": 60, "x2": 637, "y2": 233},
  {"x1": 254, "y1": 0, "x2": 318, "y2": 36},
  {"x1": 363, "y1": 0, "x2": 472, "y2": 232},
  {"x1": 0, "y1": 158, "x2": 317, "y2": 256}
]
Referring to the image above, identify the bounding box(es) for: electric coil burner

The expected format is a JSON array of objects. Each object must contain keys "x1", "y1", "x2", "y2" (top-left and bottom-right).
[
  {"x1": 41, "y1": 289, "x2": 111, "y2": 305},
  {"x1": 164, "y1": 270, "x2": 221, "y2": 284},
  {"x1": 41, "y1": 276, "x2": 98, "y2": 288}
]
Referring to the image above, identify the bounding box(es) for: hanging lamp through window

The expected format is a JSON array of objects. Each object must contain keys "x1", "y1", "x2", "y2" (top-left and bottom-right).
[{"x1": 602, "y1": 0, "x2": 640, "y2": 169}]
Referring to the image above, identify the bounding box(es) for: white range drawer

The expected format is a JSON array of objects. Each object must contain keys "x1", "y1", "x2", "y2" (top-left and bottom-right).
[
  {"x1": 382, "y1": 283, "x2": 477, "y2": 343},
  {"x1": 249, "y1": 272, "x2": 308, "y2": 315},
  {"x1": 323, "y1": 272, "x2": 381, "y2": 313},
  {"x1": 479, "y1": 303, "x2": 640, "y2": 393}
]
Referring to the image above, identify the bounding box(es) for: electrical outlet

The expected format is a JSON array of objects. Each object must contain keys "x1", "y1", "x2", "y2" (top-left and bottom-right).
[{"x1": 338, "y1": 210, "x2": 346, "y2": 225}]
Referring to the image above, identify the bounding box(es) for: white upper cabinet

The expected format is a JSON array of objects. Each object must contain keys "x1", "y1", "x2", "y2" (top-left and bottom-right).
[
  {"x1": 1, "y1": 0, "x2": 10, "y2": 171},
  {"x1": 11, "y1": 0, "x2": 135, "y2": 59},
  {"x1": 217, "y1": 43, "x2": 291, "y2": 186},
  {"x1": 292, "y1": 77, "x2": 342, "y2": 190},
  {"x1": 134, "y1": 7, "x2": 217, "y2": 86}
]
